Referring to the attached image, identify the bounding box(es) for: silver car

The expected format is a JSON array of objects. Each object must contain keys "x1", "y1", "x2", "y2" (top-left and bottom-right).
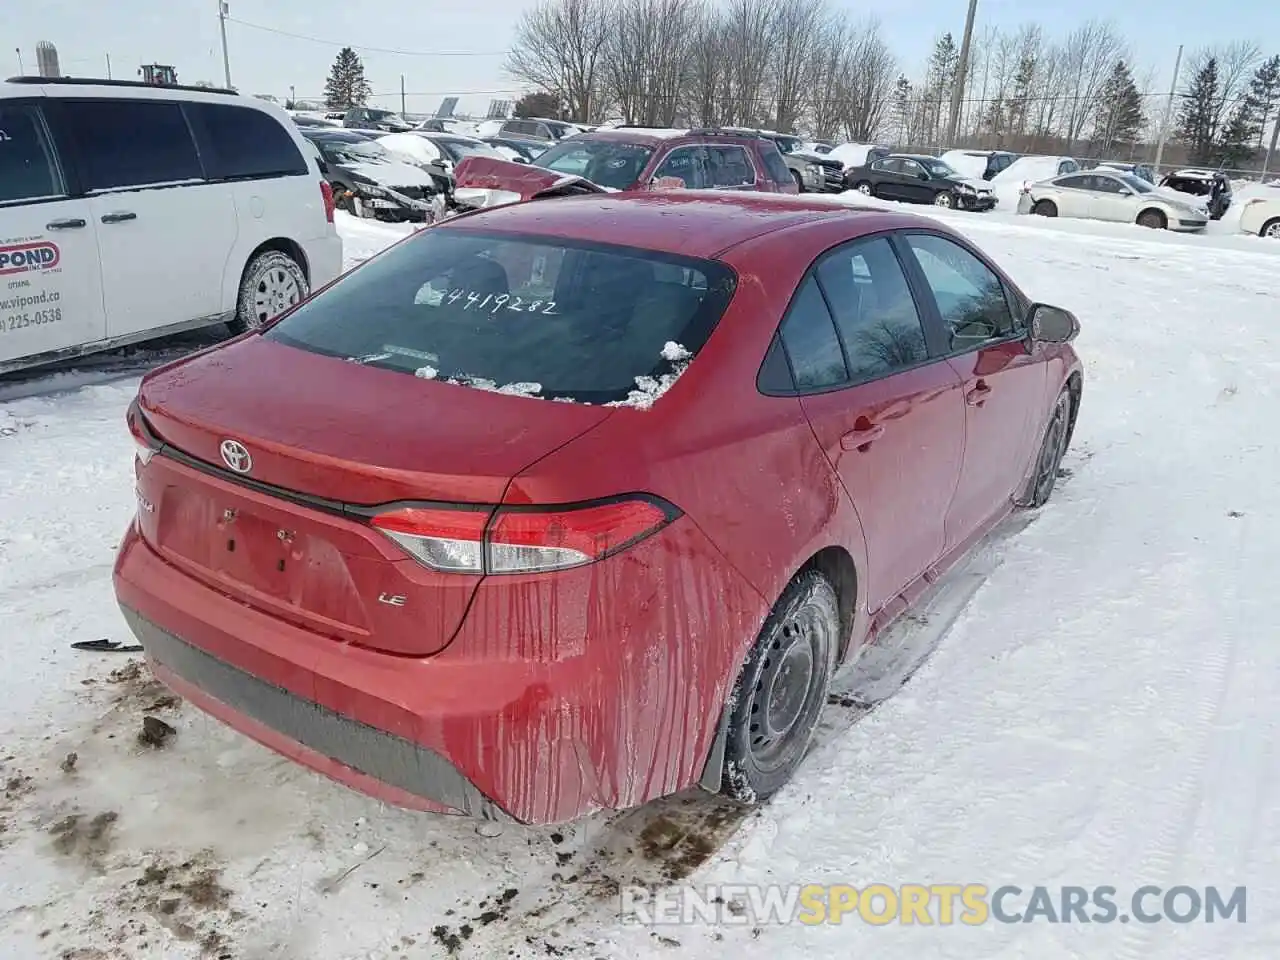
[{"x1": 1017, "y1": 169, "x2": 1208, "y2": 232}]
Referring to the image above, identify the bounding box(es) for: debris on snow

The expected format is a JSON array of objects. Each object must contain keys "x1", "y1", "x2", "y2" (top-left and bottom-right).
[{"x1": 137, "y1": 716, "x2": 176, "y2": 748}]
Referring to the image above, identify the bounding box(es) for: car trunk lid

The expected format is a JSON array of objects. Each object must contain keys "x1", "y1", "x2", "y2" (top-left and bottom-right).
[{"x1": 134, "y1": 336, "x2": 612, "y2": 655}]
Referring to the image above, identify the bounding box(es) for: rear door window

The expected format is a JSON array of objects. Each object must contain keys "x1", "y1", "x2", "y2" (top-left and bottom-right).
[
  {"x1": 814, "y1": 237, "x2": 928, "y2": 384},
  {"x1": 187, "y1": 103, "x2": 308, "y2": 180},
  {"x1": 0, "y1": 103, "x2": 65, "y2": 204},
  {"x1": 62, "y1": 99, "x2": 202, "y2": 190},
  {"x1": 758, "y1": 142, "x2": 791, "y2": 185},
  {"x1": 706, "y1": 145, "x2": 756, "y2": 187},
  {"x1": 265, "y1": 228, "x2": 737, "y2": 405}
]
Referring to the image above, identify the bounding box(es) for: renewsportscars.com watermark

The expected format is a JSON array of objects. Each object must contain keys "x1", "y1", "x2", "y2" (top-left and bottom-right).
[{"x1": 620, "y1": 884, "x2": 1247, "y2": 926}]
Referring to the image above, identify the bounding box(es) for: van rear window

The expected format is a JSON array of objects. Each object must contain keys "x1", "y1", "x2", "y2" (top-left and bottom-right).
[{"x1": 265, "y1": 228, "x2": 737, "y2": 405}]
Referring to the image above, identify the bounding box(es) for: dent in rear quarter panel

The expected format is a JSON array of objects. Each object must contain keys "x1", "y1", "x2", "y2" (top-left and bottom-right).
[{"x1": 446, "y1": 520, "x2": 768, "y2": 821}]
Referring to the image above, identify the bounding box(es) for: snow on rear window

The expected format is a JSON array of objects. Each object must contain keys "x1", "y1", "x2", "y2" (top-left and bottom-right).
[{"x1": 265, "y1": 228, "x2": 736, "y2": 406}]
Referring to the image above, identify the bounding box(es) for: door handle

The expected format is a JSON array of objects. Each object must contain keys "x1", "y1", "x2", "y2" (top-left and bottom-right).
[
  {"x1": 965, "y1": 380, "x2": 992, "y2": 406},
  {"x1": 100, "y1": 211, "x2": 137, "y2": 224},
  {"x1": 840, "y1": 423, "x2": 885, "y2": 451},
  {"x1": 46, "y1": 218, "x2": 87, "y2": 230}
]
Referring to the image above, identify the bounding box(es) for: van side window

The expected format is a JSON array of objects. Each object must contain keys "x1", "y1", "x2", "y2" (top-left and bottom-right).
[
  {"x1": 0, "y1": 104, "x2": 65, "y2": 204},
  {"x1": 187, "y1": 104, "x2": 308, "y2": 180},
  {"x1": 62, "y1": 99, "x2": 202, "y2": 190}
]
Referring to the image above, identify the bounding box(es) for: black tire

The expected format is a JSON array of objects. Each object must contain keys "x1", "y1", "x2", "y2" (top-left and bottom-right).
[
  {"x1": 854, "y1": 181, "x2": 873, "y2": 196},
  {"x1": 1260, "y1": 217, "x2": 1280, "y2": 239},
  {"x1": 934, "y1": 191, "x2": 955, "y2": 208},
  {"x1": 1137, "y1": 208, "x2": 1167, "y2": 230},
  {"x1": 721, "y1": 570, "x2": 839, "y2": 803},
  {"x1": 1031, "y1": 199, "x2": 1057, "y2": 217},
  {"x1": 1020, "y1": 388, "x2": 1073, "y2": 507},
  {"x1": 230, "y1": 250, "x2": 309, "y2": 334},
  {"x1": 791, "y1": 170, "x2": 805, "y2": 193}
]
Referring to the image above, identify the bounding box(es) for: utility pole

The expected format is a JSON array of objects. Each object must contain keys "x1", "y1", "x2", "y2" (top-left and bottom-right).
[
  {"x1": 945, "y1": 0, "x2": 979, "y2": 147},
  {"x1": 15, "y1": 48, "x2": 24, "y2": 76},
  {"x1": 401, "y1": 75, "x2": 407, "y2": 119},
  {"x1": 289, "y1": 84, "x2": 296, "y2": 105},
  {"x1": 1153, "y1": 44, "x2": 1183, "y2": 175},
  {"x1": 217, "y1": 0, "x2": 233, "y2": 89},
  {"x1": 1263, "y1": 115, "x2": 1280, "y2": 180},
  {"x1": 105, "y1": 53, "x2": 112, "y2": 79}
]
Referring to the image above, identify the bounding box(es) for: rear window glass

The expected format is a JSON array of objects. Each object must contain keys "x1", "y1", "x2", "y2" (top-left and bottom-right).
[
  {"x1": 187, "y1": 103, "x2": 308, "y2": 180},
  {"x1": 265, "y1": 228, "x2": 737, "y2": 405}
]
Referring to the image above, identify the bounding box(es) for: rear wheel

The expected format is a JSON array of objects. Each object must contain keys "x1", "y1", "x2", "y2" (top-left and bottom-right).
[
  {"x1": 230, "y1": 250, "x2": 308, "y2": 334},
  {"x1": 1020, "y1": 388, "x2": 1073, "y2": 507},
  {"x1": 1137, "y1": 208, "x2": 1167, "y2": 230},
  {"x1": 1032, "y1": 199, "x2": 1057, "y2": 217},
  {"x1": 721, "y1": 570, "x2": 839, "y2": 803},
  {"x1": 1261, "y1": 217, "x2": 1280, "y2": 239},
  {"x1": 854, "y1": 181, "x2": 872, "y2": 195}
]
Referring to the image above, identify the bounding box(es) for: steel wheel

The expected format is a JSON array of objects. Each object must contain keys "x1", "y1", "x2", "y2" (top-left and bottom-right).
[
  {"x1": 721, "y1": 571, "x2": 839, "y2": 801},
  {"x1": 1026, "y1": 390, "x2": 1072, "y2": 507}
]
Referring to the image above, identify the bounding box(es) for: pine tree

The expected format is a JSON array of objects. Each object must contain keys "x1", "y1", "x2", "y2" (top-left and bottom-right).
[
  {"x1": 1244, "y1": 55, "x2": 1280, "y2": 151},
  {"x1": 1215, "y1": 102, "x2": 1259, "y2": 168},
  {"x1": 324, "y1": 47, "x2": 371, "y2": 110},
  {"x1": 1177, "y1": 57, "x2": 1220, "y2": 166},
  {"x1": 1093, "y1": 60, "x2": 1145, "y2": 154},
  {"x1": 925, "y1": 34, "x2": 959, "y2": 145},
  {"x1": 892, "y1": 75, "x2": 914, "y2": 143}
]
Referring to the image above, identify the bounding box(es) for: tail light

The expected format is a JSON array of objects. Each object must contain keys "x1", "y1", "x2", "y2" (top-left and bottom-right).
[
  {"x1": 320, "y1": 180, "x2": 336, "y2": 223},
  {"x1": 126, "y1": 399, "x2": 158, "y2": 466},
  {"x1": 369, "y1": 496, "x2": 678, "y2": 574}
]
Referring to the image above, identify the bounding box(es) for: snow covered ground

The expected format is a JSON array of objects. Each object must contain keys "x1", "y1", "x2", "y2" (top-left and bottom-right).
[{"x1": 1, "y1": 203, "x2": 1278, "y2": 960}]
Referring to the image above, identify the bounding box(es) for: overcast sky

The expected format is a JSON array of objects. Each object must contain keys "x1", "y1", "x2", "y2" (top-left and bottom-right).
[{"x1": 9, "y1": 0, "x2": 1279, "y2": 117}]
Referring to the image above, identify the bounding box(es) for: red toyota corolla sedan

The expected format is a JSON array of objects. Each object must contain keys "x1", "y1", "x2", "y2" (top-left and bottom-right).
[{"x1": 113, "y1": 190, "x2": 1082, "y2": 825}]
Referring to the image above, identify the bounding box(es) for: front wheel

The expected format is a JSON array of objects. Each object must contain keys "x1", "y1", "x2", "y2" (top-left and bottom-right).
[
  {"x1": 1137, "y1": 208, "x2": 1167, "y2": 230},
  {"x1": 230, "y1": 250, "x2": 308, "y2": 334},
  {"x1": 791, "y1": 170, "x2": 805, "y2": 193},
  {"x1": 1020, "y1": 388, "x2": 1073, "y2": 507},
  {"x1": 721, "y1": 570, "x2": 839, "y2": 803},
  {"x1": 934, "y1": 191, "x2": 955, "y2": 208}
]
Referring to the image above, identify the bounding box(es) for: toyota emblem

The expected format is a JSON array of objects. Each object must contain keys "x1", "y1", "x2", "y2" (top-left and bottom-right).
[{"x1": 219, "y1": 439, "x2": 253, "y2": 474}]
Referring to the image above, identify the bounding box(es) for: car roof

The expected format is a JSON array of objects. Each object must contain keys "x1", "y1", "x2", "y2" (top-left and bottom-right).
[
  {"x1": 890, "y1": 154, "x2": 939, "y2": 162},
  {"x1": 301, "y1": 129, "x2": 369, "y2": 142},
  {"x1": 441, "y1": 192, "x2": 911, "y2": 259}
]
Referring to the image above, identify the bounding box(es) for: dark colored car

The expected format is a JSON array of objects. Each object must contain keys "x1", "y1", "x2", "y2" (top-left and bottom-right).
[
  {"x1": 847, "y1": 154, "x2": 997, "y2": 211},
  {"x1": 1159, "y1": 169, "x2": 1231, "y2": 220},
  {"x1": 300, "y1": 128, "x2": 446, "y2": 222},
  {"x1": 342, "y1": 105, "x2": 412, "y2": 132},
  {"x1": 481, "y1": 136, "x2": 545, "y2": 163},
  {"x1": 114, "y1": 188, "x2": 1082, "y2": 825},
  {"x1": 453, "y1": 128, "x2": 796, "y2": 209},
  {"x1": 493, "y1": 117, "x2": 581, "y2": 142}
]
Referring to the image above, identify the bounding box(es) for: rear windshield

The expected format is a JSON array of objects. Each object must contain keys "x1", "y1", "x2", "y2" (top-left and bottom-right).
[
  {"x1": 534, "y1": 140, "x2": 655, "y2": 190},
  {"x1": 265, "y1": 228, "x2": 737, "y2": 405}
]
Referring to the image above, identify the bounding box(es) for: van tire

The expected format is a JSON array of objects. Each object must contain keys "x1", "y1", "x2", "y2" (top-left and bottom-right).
[{"x1": 230, "y1": 250, "x2": 309, "y2": 334}]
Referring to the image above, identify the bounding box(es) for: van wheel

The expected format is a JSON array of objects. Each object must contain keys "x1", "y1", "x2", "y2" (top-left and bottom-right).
[
  {"x1": 231, "y1": 250, "x2": 308, "y2": 334},
  {"x1": 720, "y1": 570, "x2": 838, "y2": 803},
  {"x1": 1032, "y1": 200, "x2": 1057, "y2": 217}
]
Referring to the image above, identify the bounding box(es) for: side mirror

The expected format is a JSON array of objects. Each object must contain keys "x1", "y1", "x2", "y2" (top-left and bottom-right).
[
  {"x1": 918, "y1": 171, "x2": 930, "y2": 181},
  {"x1": 512, "y1": 156, "x2": 530, "y2": 164},
  {"x1": 1027, "y1": 303, "x2": 1079, "y2": 343},
  {"x1": 1118, "y1": 187, "x2": 1132, "y2": 196}
]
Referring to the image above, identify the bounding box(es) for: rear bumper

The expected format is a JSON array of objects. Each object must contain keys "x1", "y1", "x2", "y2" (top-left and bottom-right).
[
  {"x1": 302, "y1": 233, "x2": 344, "y2": 287},
  {"x1": 113, "y1": 514, "x2": 766, "y2": 825}
]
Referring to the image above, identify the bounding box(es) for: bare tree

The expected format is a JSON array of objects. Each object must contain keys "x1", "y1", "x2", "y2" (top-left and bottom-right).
[
  {"x1": 835, "y1": 17, "x2": 897, "y2": 141},
  {"x1": 720, "y1": 0, "x2": 776, "y2": 126},
  {"x1": 770, "y1": 0, "x2": 826, "y2": 131},
  {"x1": 603, "y1": 0, "x2": 704, "y2": 124},
  {"x1": 506, "y1": 0, "x2": 612, "y2": 122},
  {"x1": 1058, "y1": 20, "x2": 1128, "y2": 148},
  {"x1": 685, "y1": 11, "x2": 725, "y2": 125}
]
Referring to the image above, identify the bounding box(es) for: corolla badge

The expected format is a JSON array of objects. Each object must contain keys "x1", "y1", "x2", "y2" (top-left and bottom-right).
[{"x1": 219, "y1": 439, "x2": 253, "y2": 474}]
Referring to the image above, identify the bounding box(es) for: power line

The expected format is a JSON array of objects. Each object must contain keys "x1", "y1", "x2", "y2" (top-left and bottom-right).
[{"x1": 225, "y1": 17, "x2": 506, "y2": 57}]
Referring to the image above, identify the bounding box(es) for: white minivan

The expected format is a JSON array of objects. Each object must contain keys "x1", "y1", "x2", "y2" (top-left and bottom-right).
[{"x1": 0, "y1": 76, "x2": 343, "y2": 374}]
